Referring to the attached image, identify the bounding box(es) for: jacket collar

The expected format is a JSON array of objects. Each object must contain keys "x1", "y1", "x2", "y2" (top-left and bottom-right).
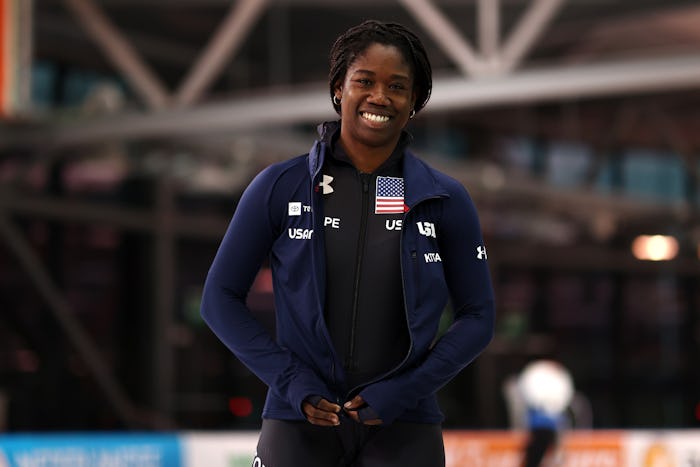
[{"x1": 308, "y1": 121, "x2": 449, "y2": 206}]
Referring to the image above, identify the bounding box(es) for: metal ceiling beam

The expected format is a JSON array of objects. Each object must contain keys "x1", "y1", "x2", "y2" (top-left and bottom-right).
[
  {"x1": 174, "y1": 0, "x2": 269, "y2": 107},
  {"x1": 478, "y1": 0, "x2": 500, "y2": 60},
  {"x1": 432, "y1": 53, "x2": 700, "y2": 111},
  {"x1": 6, "y1": 53, "x2": 700, "y2": 147},
  {"x1": 399, "y1": 0, "x2": 484, "y2": 77},
  {"x1": 62, "y1": 0, "x2": 171, "y2": 109},
  {"x1": 401, "y1": 0, "x2": 563, "y2": 77},
  {"x1": 499, "y1": 0, "x2": 564, "y2": 73}
]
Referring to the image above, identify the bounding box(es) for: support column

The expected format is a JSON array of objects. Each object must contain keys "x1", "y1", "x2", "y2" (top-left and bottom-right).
[
  {"x1": 0, "y1": 0, "x2": 33, "y2": 117},
  {"x1": 151, "y1": 175, "x2": 177, "y2": 418}
]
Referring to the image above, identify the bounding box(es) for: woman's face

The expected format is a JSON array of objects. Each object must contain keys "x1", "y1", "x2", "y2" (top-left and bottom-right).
[{"x1": 335, "y1": 43, "x2": 416, "y2": 151}]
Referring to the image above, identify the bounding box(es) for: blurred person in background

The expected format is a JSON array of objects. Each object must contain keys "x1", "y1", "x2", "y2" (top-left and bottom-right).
[
  {"x1": 201, "y1": 19, "x2": 494, "y2": 467},
  {"x1": 517, "y1": 360, "x2": 574, "y2": 467}
]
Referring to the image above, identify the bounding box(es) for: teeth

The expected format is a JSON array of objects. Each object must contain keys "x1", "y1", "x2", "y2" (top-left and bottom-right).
[{"x1": 361, "y1": 112, "x2": 390, "y2": 123}]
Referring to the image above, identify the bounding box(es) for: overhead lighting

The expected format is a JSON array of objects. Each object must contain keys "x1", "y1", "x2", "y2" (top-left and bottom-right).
[{"x1": 631, "y1": 235, "x2": 679, "y2": 261}]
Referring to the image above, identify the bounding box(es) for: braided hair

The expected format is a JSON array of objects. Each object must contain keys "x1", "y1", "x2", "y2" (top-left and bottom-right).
[{"x1": 328, "y1": 20, "x2": 432, "y2": 116}]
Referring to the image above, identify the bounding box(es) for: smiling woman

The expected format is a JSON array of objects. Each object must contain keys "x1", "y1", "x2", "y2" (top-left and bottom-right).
[
  {"x1": 328, "y1": 21, "x2": 432, "y2": 174},
  {"x1": 200, "y1": 19, "x2": 494, "y2": 467},
  {"x1": 332, "y1": 43, "x2": 415, "y2": 173}
]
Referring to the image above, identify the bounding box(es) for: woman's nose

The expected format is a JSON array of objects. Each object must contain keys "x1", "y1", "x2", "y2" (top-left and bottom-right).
[{"x1": 367, "y1": 87, "x2": 390, "y2": 105}]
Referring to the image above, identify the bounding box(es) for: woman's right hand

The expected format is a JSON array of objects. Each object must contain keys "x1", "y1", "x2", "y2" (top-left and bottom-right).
[{"x1": 302, "y1": 397, "x2": 342, "y2": 426}]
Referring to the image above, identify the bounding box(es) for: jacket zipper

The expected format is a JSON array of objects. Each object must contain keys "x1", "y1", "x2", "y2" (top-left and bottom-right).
[
  {"x1": 345, "y1": 194, "x2": 444, "y2": 399},
  {"x1": 345, "y1": 172, "x2": 371, "y2": 373}
]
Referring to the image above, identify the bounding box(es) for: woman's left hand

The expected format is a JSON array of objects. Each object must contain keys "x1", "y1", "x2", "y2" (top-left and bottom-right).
[{"x1": 343, "y1": 395, "x2": 383, "y2": 425}]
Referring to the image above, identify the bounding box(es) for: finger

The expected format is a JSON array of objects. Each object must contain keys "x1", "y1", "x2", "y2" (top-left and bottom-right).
[
  {"x1": 306, "y1": 414, "x2": 340, "y2": 426},
  {"x1": 317, "y1": 399, "x2": 342, "y2": 413},
  {"x1": 302, "y1": 402, "x2": 340, "y2": 425},
  {"x1": 343, "y1": 395, "x2": 365, "y2": 410},
  {"x1": 302, "y1": 399, "x2": 339, "y2": 417}
]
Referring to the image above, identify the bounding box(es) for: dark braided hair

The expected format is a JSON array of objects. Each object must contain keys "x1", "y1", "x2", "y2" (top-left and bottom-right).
[{"x1": 328, "y1": 20, "x2": 432, "y2": 116}]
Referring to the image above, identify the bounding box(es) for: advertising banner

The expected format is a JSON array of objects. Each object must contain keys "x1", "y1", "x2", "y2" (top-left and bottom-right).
[
  {"x1": 558, "y1": 431, "x2": 626, "y2": 467},
  {"x1": 626, "y1": 431, "x2": 700, "y2": 467},
  {"x1": 444, "y1": 430, "x2": 526, "y2": 467},
  {"x1": 181, "y1": 432, "x2": 258, "y2": 467},
  {"x1": 0, "y1": 433, "x2": 182, "y2": 467},
  {"x1": 443, "y1": 430, "x2": 625, "y2": 467},
  {"x1": 0, "y1": 429, "x2": 698, "y2": 466}
]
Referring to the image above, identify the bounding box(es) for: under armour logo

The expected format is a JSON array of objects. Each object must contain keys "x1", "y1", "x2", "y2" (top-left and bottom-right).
[
  {"x1": 476, "y1": 245, "x2": 488, "y2": 259},
  {"x1": 318, "y1": 174, "x2": 334, "y2": 194}
]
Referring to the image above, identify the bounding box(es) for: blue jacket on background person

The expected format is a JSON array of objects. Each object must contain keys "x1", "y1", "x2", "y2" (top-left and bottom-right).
[{"x1": 200, "y1": 122, "x2": 495, "y2": 425}]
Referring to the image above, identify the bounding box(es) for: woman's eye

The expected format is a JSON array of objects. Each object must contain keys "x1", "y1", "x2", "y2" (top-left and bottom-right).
[{"x1": 357, "y1": 79, "x2": 371, "y2": 85}]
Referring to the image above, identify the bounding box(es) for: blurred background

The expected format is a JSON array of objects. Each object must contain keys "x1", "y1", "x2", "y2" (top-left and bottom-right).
[{"x1": 0, "y1": 0, "x2": 699, "y2": 435}]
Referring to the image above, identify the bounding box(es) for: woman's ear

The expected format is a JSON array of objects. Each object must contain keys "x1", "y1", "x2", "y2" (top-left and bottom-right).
[{"x1": 334, "y1": 84, "x2": 343, "y2": 101}]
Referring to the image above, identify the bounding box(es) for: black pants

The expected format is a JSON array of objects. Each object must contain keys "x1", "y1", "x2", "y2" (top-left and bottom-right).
[
  {"x1": 253, "y1": 418, "x2": 445, "y2": 467},
  {"x1": 522, "y1": 428, "x2": 557, "y2": 467}
]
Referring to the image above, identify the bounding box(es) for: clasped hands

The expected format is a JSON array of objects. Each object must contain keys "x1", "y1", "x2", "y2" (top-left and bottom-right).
[{"x1": 302, "y1": 395, "x2": 383, "y2": 426}]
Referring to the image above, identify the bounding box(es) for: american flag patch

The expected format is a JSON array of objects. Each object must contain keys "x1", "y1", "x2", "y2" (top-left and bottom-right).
[{"x1": 375, "y1": 176, "x2": 406, "y2": 214}]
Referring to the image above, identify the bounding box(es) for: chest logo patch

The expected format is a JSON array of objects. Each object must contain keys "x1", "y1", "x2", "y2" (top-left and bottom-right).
[
  {"x1": 386, "y1": 219, "x2": 403, "y2": 231},
  {"x1": 375, "y1": 176, "x2": 406, "y2": 214},
  {"x1": 424, "y1": 252, "x2": 442, "y2": 263},
  {"x1": 288, "y1": 202, "x2": 302, "y2": 216},
  {"x1": 417, "y1": 221, "x2": 436, "y2": 238},
  {"x1": 318, "y1": 174, "x2": 334, "y2": 194},
  {"x1": 288, "y1": 228, "x2": 313, "y2": 240}
]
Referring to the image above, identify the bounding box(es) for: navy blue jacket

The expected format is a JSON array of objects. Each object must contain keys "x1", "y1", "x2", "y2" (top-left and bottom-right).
[{"x1": 201, "y1": 125, "x2": 495, "y2": 425}]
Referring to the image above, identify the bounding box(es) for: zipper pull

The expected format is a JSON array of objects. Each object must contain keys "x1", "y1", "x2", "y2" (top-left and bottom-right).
[{"x1": 360, "y1": 173, "x2": 370, "y2": 193}]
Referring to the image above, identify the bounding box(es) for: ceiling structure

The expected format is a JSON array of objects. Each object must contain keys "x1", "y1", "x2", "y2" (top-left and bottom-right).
[
  {"x1": 0, "y1": 0, "x2": 697, "y2": 142},
  {"x1": 6, "y1": 0, "x2": 698, "y2": 235}
]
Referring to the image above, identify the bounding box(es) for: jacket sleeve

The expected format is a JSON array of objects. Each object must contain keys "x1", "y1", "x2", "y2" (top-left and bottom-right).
[
  {"x1": 360, "y1": 179, "x2": 495, "y2": 424},
  {"x1": 200, "y1": 166, "x2": 332, "y2": 418}
]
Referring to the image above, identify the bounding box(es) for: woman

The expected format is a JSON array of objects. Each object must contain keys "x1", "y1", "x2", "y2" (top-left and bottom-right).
[{"x1": 201, "y1": 19, "x2": 495, "y2": 467}]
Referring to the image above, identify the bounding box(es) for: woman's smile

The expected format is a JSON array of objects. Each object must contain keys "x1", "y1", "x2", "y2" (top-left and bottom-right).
[{"x1": 360, "y1": 111, "x2": 391, "y2": 124}]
